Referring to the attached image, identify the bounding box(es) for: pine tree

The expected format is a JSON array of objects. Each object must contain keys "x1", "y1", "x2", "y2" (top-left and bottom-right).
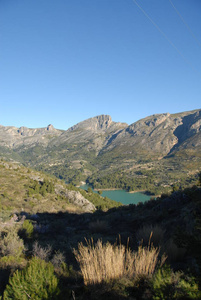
[{"x1": 3, "y1": 257, "x2": 60, "y2": 300}]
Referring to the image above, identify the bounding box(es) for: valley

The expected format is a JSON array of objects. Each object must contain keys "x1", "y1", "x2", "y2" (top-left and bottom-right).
[
  {"x1": 0, "y1": 109, "x2": 200, "y2": 195},
  {"x1": 0, "y1": 109, "x2": 201, "y2": 298}
]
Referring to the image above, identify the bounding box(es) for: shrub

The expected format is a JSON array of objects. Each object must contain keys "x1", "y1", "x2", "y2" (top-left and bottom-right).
[
  {"x1": 19, "y1": 220, "x2": 34, "y2": 239},
  {"x1": 0, "y1": 256, "x2": 27, "y2": 271},
  {"x1": 51, "y1": 251, "x2": 65, "y2": 269},
  {"x1": 136, "y1": 224, "x2": 165, "y2": 247},
  {"x1": 152, "y1": 266, "x2": 201, "y2": 299},
  {"x1": 0, "y1": 256, "x2": 27, "y2": 297},
  {"x1": 51, "y1": 251, "x2": 74, "y2": 278},
  {"x1": 165, "y1": 239, "x2": 186, "y2": 263},
  {"x1": 88, "y1": 219, "x2": 109, "y2": 233},
  {"x1": 32, "y1": 241, "x2": 52, "y2": 261},
  {"x1": 74, "y1": 238, "x2": 163, "y2": 285},
  {"x1": 0, "y1": 229, "x2": 24, "y2": 258},
  {"x1": 3, "y1": 257, "x2": 60, "y2": 300}
]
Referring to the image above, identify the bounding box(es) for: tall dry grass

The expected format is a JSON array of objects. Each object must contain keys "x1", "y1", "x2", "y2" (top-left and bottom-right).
[{"x1": 74, "y1": 238, "x2": 165, "y2": 285}]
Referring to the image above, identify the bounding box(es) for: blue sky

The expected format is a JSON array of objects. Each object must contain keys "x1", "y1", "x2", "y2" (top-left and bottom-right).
[{"x1": 0, "y1": 0, "x2": 201, "y2": 130}]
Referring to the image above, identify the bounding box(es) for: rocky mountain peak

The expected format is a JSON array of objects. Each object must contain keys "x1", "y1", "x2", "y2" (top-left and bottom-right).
[
  {"x1": 47, "y1": 124, "x2": 55, "y2": 131},
  {"x1": 18, "y1": 126, "x2": 29, "y2": 136},
  {"x1": 94, "y1": 115, "x2": 113, "y2": 130},
  {"x1": 126, "y1": 113, "x2": 170, "y2": 136},
  {"x1": 69, "y1": 114, "x2": 114, "y2": 132}
]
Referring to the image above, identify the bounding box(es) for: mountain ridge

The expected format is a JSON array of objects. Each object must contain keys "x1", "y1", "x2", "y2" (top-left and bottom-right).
[{"x1": 0, "y1": 109, "x2": 201, "y2": 194}]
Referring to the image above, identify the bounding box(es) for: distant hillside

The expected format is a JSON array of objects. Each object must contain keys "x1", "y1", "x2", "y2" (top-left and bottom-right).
[
  {"x1": 0, "y1": 160, "x2": 120, "y2": 220},
  {"x1": 0, "y1": 109, "x2": 201, "y2": 194}
]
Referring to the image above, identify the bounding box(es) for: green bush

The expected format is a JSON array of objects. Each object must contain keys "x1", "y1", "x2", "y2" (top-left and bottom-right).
[
  {"x1": 3, "y1": 257, "x2": 60, "y2": 300},
  {"x1": 19, "y1": 220, "x2": 34, "y2": 239},
  {"x1": 152, "y1": 266, "x2": 201, "y2": 299},
  {"x1": 0, "y1": 256, "x2": 27, "y2": 270},
  {"x1": 27, "y1": 179, "x2": 55, "y2": 198},
  {"x1": 0, "y1": 256, "x2": 27, "y2": 297}
]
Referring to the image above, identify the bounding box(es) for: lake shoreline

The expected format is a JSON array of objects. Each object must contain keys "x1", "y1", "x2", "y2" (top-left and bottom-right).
[
  {"x1": 93, "y1": 187, "x2": 151, "y2": 195},
  {"x1": 79, "y1": 184, "x2": 152, "y2": 195},
  {"x1": 94, "y1": 188, "x2": 122, "y2": 191},
  {"x1": 79, "y1": 183, "x2": 151, "y2": 205}
]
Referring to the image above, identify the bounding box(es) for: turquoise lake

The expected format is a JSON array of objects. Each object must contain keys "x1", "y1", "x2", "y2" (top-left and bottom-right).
[{"x1": 79, "y1": 184, "x2": 150, "y2": 205}]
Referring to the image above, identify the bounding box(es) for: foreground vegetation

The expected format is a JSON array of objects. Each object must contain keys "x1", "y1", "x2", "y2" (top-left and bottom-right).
[{"x1": 0, "y1": 160, "x2": 201, "y2": 298}]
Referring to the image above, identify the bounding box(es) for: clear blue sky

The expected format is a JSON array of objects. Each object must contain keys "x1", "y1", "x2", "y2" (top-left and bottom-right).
[{"x1": 0, "y1": 0, "x2": 201, "y2": 130}]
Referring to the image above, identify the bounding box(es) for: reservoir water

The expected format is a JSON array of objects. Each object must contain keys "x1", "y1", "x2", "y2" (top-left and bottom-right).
[{"x1": 79, "y1": 184, "x2": 150, "y2": 205}]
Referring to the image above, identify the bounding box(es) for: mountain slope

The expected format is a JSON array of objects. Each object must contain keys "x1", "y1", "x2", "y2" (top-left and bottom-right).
[
  {"x1": 100, "y1": 109, "x2": 201, "y2": 159},
  {"x1": 0, "y1": 160, "x2": 121, "y2": 219},
  {"x1": 0, "y1": 124, "x2": 62, "y2": 148},
  {"x1": 0, "y1": 109, "x2": 200, "y2": 193}
]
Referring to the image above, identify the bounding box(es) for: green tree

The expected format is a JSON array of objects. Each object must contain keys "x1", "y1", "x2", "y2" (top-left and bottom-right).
[
  {"x1": 87, "y1": 187, "x2": 93, "y2": 193},
  {"x1": 47, "y1": 181, "x2": 54, "y2": 193},
  {"x1": 40, "y1": 184, "x2": 47, "y2": 197},
  {"x1": 152, "y1": 266, "x2": 200, "y2": 299},
  {"x1": 3, "y1": 257, "x2": 60, "y2": 300},
  {"x1": 19, "y1": 220, "x2": 34, "y2": 239}
]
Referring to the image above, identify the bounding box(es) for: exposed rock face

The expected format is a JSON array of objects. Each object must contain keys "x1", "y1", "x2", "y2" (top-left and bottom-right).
[
  {"x1": 101, "y1": 109, "x2": 201, "y2": 158},
  {"x1": 55, "y1": 184, "x2": 96, "y2": 212},
  {"x1": 0, "y1": 124, "x2": 62, "y2": 148},
  {"x1": 0, "y1": 109, "x2": 200, "y2": 170},
  {"x1": 57, "y1": 115, "x2": 127, "y2": 142},
  {"x1": 53, "y1": 115, "x2": 128, "y2": 153},
  {"x1": 65, "y1": 190, "x2": 96, "y2": 212},
  {"x1": 69, "y1": 115, "x2": 114, "y2": 132},
  {"x1": 47, "y1": 124, "x2": 55, "y2": 131}
]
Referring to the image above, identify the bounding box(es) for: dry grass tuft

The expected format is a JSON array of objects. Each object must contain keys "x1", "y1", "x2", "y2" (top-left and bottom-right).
[
  {"x1": 133, "y1": 245, "x2": 160, "y2": 277},
  {"x1": 74, "y1": 237, "x2": 164, "y2": 285}
]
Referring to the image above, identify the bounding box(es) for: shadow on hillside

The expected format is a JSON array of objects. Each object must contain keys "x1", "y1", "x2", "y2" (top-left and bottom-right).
[
  {"x1": 17, "y1": 200, "x2": 162, "y2": 267},
  {"x1": 17, "y1": 188, "x2": 200, "y2": 266}
]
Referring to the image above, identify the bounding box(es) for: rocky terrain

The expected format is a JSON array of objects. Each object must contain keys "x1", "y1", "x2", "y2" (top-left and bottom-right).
[
  {"x1": 0, "y1": 109, "x2": 201, "y2": 193},
  {"x1": 0, "y1": 124, "x2": 62, "y2": 148},
  {"x1": 0, "y1": 160, "x2": 119, "y2": 219}
]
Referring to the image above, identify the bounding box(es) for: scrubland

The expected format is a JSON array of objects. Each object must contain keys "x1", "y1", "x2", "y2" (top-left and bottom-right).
[{"x1": 0, "y1": 160, "x2": 201, "y2": 299}]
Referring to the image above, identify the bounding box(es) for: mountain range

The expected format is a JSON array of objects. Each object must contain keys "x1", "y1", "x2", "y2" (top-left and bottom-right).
[{"x1": 1, "y1": 109, "x2": 201, "y2": 194}]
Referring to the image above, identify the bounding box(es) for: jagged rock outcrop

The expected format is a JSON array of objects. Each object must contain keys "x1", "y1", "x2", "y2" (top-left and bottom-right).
[
  {"x1": 0, "y1": 124, "x2": 62, "y2": 148},
  {"x1": 0, "y1": 109, "x2": 200, "y2": 176},
  {"x1": 55, "y1": 115, "x2": 127, "y2": 146},
  {"x1": 100, "y1": 109, "x2": 201, "y2": 158},
  {"x1": 65, "y1": 190, "x2": 96, "y2": 212},
  {"x1": 55, "y1": 184, "x2": 96, "y2": 212}
]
